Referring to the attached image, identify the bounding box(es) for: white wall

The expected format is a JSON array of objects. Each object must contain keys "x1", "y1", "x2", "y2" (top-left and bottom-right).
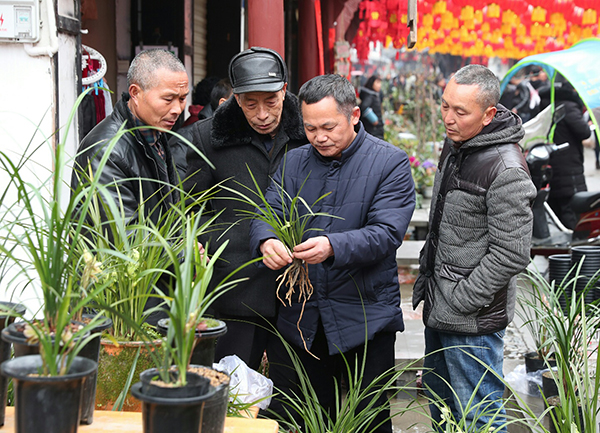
[{"x1": 0, "y1": 0, "x2": 78, "y2": 315}]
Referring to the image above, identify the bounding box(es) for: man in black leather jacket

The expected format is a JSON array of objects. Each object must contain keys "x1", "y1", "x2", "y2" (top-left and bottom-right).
[
  {"x1": 72, "y1": 48, "x2": 188, "y2": 227},
  {"x1": 71, "y1": 49, "x2": 190, "y2": 323}
]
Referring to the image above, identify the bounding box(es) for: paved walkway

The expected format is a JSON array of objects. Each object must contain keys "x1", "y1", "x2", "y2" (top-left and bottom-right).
[{"x1": 391, "y1": 146, "x2": 600, "y2": 432}]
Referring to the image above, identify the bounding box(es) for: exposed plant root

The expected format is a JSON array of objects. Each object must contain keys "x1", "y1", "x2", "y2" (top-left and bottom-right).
[{"x1": 276, "y1": 258, "x2": 319, "y2": 360}]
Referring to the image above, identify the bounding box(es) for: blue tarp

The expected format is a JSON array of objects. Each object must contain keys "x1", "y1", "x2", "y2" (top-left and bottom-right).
[{"x1": 500, "y1": 38, "x2": 600, "y2": 140}]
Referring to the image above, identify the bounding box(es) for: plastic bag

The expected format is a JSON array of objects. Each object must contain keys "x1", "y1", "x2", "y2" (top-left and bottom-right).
[
  {"x1": 505, "y1": 363, "x2": 543, "y2": 397},
  {"x1": 214, "y1": 355, "x2": 273, "y2": 409}
]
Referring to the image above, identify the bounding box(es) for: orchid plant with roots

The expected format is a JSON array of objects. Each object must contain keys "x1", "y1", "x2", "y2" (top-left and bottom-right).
[{"x1": 223, "y1": 165, "x2": 340, "y2": 357}]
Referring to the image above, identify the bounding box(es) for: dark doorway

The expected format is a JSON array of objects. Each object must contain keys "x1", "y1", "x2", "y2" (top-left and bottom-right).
[
  {"x1": 131, "y1": 0, "x2": 185, "y2": 60},
  {"x1": 206, "y1": 0, "x2": 241, "y2": 78}
]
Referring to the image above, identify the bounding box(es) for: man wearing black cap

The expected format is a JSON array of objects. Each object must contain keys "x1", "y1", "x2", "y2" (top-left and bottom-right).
[{"x1": 180, "y1": 47, "x2": 306, "y2": 369}]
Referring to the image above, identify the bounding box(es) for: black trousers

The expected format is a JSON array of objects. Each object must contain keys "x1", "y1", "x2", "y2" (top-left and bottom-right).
[
  {"x1": 266, "y1": 320, "x2": 396, "y2": 433},
  {"x1": 214, "y1": 314, "x2": 275, "y2": 371}
]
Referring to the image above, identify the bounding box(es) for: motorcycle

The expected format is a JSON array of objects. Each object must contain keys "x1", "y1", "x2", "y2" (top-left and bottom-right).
[{"x1": 521, "y1": 104, "x2": 600, "y2": 256}]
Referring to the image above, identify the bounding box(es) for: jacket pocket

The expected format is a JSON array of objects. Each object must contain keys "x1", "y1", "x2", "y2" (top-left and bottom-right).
[{"x1": 439, "y1": 263, "x2": 475, "y2": 282}]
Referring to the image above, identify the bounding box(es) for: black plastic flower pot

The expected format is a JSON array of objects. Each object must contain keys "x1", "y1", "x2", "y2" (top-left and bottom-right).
[
  {"x1": 1, "y1": 319, "x2": 98, "y2": 424},
  {"x1": 542, "y1": 369, "x2": 558, "y2": 399},
  {"x1": 0, "y1": 354, "x2": 97, "y2": 433},
  {"x1": 131, "y1": 372, "x2": 217, "y2": 433},
  {"x1": 139, "y1": 368, "x2": 211, "y2": 398},
  {"x1": 0, "y1": 302, "x2": 25, "y2": 426},
  {"x1": 524, "y1": 351, "x2": 556, "y2": 373},
  {"x1": 77, "y1": 315, "x2": 112, "y2": 425},
  {"x1": 545, "y1": 395, "x2": 585, "y2": 433},
  {"x1": 157, "y1": 318, "x2": 227, "y2": 366},
  {"x1": 188, "y1": 365, "x2": 230, "y2": 433}
]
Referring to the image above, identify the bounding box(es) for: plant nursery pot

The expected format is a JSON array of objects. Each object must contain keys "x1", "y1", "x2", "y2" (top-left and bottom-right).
[
  {"x1": 189, "y1": 365, "x2": 231, "y2": 433},
  {"x1": 95, "y1": 339, "x2": 162, "y2": 412},
  {"x1": 542, "y1": 369, "x2": 559, "y2": 399},
  {"x1": 545, "y1": 395, "x2": 585, "y2": 433},
  {"x1": 157, "y1": 318, "x2": 227, "y2": 366},
  {"x1": 131, "y1": 372, "x2": 217, "y2": 433},
  {"x1": 139, "y1": 368, "x2": 211, "y2": 398},
  {"x1": 524, "y1": 351, "x2": 556, "y2": 373},
  {"x1": 0, "y1": 302, "x2": 25, "y2": 426},
  {"x1": 0, "y1": 354, "x2": 97, "y2": 433},
  {"x1": 77, "y1": 315, "x2": 112, "y2": 425},
  {"x1": 0, "y1": 316, "x2": 101, "y2": 424},
  {"x1": 1, "y1": 320, "x2": 90, "y2": 358}
]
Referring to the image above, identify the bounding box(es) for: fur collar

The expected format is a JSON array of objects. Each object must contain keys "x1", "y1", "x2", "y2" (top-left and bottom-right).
[{"x1": 210, "y1": 92, "x2": 305, "y2": 148}]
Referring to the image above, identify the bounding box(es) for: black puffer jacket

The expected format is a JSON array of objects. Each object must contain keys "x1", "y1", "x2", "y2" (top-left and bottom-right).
[
  {"x1": 540, "y1": 86, "x2": 591, "y2": 198},
  {"x1": 182, "y1": 93, "x2": 306, "y2": 318},
  {"x1": 71, "y1": 93, "x2": 176, "y2": 225}
]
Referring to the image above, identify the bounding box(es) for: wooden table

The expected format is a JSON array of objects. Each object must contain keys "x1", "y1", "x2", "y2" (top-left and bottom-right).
[{"x1": 2, "y1": 406, "x2": 279, "y2": 433}]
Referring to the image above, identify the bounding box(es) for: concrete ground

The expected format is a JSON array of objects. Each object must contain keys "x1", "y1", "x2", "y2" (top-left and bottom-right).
[{"x1": 390, "y1": 147, "x2": 600, "y2": 432}]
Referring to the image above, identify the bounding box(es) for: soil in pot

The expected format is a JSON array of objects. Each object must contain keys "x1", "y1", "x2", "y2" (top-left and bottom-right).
[
  {"x1": 140, "y1": 368, "x2": 210, "y2": 398},
  {"x1": 0, "y1": 302, "x2": 25, "y2": 426},
  {"x1": 95, "y1": 339, "x2": 162, "y2": 411},
  {"x1": 0, "y1": 354, "x2": 97, "y2": 433},
  {"x1": 131, "y1": 371, "x2": 217, "y2": 433},
  {"x1": 157, "y1": 318, "x2": 227, "y2": 367},
  {"x1": 189, "y1": 365, "x2": 231, "y2": 433}
]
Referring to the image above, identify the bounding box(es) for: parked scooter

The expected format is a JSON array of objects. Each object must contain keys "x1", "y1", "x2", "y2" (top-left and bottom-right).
[{"x1": 522, "y1": 104, "x2": 600, "y2": 256}]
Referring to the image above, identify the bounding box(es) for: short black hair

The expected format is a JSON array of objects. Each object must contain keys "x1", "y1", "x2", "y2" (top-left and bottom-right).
[
  {"x1": 192, "y1": 76, "x2": 220, "y2": 106},
  {"x1": 298, "y1": 74, "x2": 357, "y2": 120},
  {"x1": 210, "y1": 78, "x2": 232, "y2": 110}
]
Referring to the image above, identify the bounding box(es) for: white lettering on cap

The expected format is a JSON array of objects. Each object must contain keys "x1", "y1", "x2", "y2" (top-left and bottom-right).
[{"x1": 269, "y1": 72, "x2": 276, "y2": 77}]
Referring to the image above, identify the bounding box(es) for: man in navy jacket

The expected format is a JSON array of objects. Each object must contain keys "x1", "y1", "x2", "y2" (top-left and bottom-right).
[{"x1": 249, "y1": 74, "x2": 415, "y2": 432}]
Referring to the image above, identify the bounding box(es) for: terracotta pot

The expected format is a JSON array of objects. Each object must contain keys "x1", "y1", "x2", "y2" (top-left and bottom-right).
[{"x1": 95, "y1": 339, "x2": 162, "y2": 412}]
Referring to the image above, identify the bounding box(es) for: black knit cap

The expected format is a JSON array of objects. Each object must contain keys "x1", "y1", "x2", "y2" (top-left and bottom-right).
[{"x1": 228, "y1": 47, "x2": 287, "y2": 94}]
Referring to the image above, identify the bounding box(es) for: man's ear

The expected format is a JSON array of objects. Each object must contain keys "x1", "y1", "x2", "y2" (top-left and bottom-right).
[
  {"x1": 351, "y1": 106, "x2": 361, "y2": 126},
  {"x1": 483, "y1": 105, "x2": 497, "y2": 126},
  {"x1": 129, "y1": 84, "x2": 141, "y2": 103}
]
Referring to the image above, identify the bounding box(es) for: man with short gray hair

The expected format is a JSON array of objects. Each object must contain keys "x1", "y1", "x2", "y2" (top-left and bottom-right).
[
  {"x1": 73, "y1": 48, "x2": 188, "y2": 225},
  {"x1": 413, "y1": 64, "x2": 536, "y2": 432},
  {"x1": 71, "y1": 49, "x2": 189, "y2": 325}
]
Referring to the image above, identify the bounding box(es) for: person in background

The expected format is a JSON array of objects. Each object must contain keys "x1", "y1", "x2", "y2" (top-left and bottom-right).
[
  {"x1": 529, "y1": 65, "x2": 549, "y2": 93},
  {"x1": 539, "y1": 78, "x2": 592, "y2": 228},
  {"x1": 180, "y1": 47, "x2": 306, "y2": 370},
  {"x1": 250, "y1": 74, "x2": 415, "y2": 433},
  {"x1": 413, "y1": 64, "x2": 536, "y2": 433},
  {"x1": 359, "y1": 75, "x2": 385, "y2": 139},
  {"x1": 199, "y1": 78, "x2": 233, "y2": 120},
  {"x1": 182, "y1": 76, "x2": 219, "y2": 127}
]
